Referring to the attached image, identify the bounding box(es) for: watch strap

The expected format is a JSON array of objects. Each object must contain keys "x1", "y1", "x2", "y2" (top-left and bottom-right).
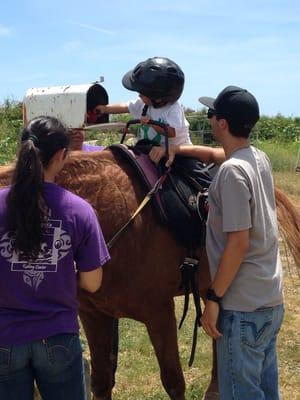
[{"x1": 206, "y1": 288, "x2": 222, "y2": 304}]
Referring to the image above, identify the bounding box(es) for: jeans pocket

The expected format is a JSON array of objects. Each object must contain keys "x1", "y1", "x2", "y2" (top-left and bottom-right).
[
  {"x1": 45, "y1": 334, "x2": 82, "y2": 368},
  {"x1": 240, "y1": 309, "x2": 273, "y2": 348},
  {"x1": 0, "y1": 347, "x2": 11, "y2": 373}
]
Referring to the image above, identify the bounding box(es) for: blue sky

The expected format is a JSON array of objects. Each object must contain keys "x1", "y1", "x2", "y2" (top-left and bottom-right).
[{"x1": 1, "y1": 0, "x2": 299, "y2": 116}]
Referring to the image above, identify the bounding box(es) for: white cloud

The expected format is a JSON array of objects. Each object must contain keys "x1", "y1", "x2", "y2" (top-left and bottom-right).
[
  {"x1": 78, "y1": 23, "x2": 115, "y2": 36},
  {"x1": 0, "y1": 24, "x2": 12, "y2": 37}
]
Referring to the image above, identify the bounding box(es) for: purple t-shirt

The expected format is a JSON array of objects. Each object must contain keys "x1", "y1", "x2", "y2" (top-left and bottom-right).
[
  {"x1": 0, "y1": 182, "x2": 110, "y2": 346},
  {"x1": 82, "y1": 143, "x2": 104, "y2": 151}
]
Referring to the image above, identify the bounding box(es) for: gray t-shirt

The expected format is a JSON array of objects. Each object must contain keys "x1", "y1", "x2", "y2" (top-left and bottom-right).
[{"x1": 206, "y1": 146, "x2": 283, "y2": 311}]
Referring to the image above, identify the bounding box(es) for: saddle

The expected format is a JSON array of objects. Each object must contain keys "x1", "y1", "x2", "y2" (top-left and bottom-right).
[{"x1": 109, "y1": 142, "x2": 212, "y2": 249}]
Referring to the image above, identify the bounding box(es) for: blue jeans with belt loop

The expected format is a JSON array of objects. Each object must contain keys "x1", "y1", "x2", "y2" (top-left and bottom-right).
[
  {"x1": 217, "y1": 304, "x2": 284, "y2": 400},
  {"x1": 0, "y1": 333, "x2": 86, "y2": 400}
]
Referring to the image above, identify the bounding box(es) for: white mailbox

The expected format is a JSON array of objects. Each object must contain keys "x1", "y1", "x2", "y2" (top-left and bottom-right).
[{"x1": 23, "y1": 83, "x2": 109, "y2": 129}]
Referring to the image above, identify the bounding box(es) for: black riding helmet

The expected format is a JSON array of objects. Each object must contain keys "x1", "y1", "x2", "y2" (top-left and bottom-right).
[{"x1": 122, "y1": 57, "x2": 185, "y2": 107}]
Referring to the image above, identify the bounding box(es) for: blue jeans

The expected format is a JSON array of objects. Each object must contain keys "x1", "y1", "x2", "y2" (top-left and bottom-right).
[
  {"x1": 0, "y1": 333, "x2": 86, "y2": 400},
  {"x1": 217, "y1": 304, "x2": 284, "y2": 400}
]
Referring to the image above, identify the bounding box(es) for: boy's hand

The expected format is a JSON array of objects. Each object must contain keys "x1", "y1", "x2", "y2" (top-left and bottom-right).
[
  {"x1": 149, "y1": 144, "x2": 180, "y2": 167},
  {"x1": 149, "y1": 146, "x2": 166, "y2": 164},
  {"x1": 86, "y1": 105, "x2": 106, "y2": 124},
  {"x1": 140, "y1": 116, "x2": 150, "y2": 125},
  {"x1": 94, "y1": 105, "x2": 106, "y2": 114},
  {"x1": 165, "y1": 144, "x2": 180, "y2": 167}
]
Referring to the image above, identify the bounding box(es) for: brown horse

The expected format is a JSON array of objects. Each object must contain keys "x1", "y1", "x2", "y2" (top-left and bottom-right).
[{"x1": 0, "y1": 150, "x2": 299, "y2": 400}]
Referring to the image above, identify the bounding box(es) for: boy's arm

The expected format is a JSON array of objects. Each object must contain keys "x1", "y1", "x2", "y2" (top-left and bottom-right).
[{"x1": 95, "y1": 103, "x2": 129, "y2": 114}]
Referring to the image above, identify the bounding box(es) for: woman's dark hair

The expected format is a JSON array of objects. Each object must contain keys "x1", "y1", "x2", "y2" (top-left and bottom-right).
[{"x1": 7, "y1": 116, "x2": 69, "y2": 259}]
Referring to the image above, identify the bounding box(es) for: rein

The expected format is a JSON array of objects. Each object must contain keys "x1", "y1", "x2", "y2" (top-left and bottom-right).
[{"x1": 107, "y1": 170, "x2": 169, "y2": 249}]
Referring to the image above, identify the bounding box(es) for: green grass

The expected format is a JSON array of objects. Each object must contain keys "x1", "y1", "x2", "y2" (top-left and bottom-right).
[
  {"x1": 82, "y1": 298, "x2": 213, "y2": 399},
  {"x1": 253, "y1": 140, "x2": 299, "y2": 172},
  {"x1": 80, "y1": 274, "x2": 300, "y2": 399}
]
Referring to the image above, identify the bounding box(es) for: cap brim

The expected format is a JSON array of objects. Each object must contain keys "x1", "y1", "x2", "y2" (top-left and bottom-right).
[
  {"x1": 122, "y1": 71, "x2": 137, "y2": 92},
  {"x1": 198, "y1": 96, "x2": 215, "y2": 110}
]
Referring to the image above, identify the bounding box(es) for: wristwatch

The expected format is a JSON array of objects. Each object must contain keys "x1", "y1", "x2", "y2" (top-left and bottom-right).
[{"x1": 206, "y1": 288, "x2": 223, "y2": 305}]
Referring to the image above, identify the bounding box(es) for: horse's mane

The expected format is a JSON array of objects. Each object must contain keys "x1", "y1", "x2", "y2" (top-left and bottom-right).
[{"x1": 56, "y1": 150, "x2": 116, "y2": 193}]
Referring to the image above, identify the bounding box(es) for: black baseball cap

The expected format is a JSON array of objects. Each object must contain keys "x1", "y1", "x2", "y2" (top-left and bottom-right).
[{"x1": 199, "y1": 86, "x2": 260, "y2": 131}]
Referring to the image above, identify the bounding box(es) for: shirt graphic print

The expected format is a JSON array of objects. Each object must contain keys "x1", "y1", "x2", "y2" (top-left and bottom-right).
[{"x1": 0, "y1": 217, "x2": 72, "y2": 290}]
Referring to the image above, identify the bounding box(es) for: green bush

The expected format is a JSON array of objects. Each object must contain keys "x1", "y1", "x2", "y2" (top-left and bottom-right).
[
  {"x1": 0, "y1": 99, "x2": 23, "y2": 164},
  {"x1": 253, "y1": 115, "x2": 300, "y2": 142},
  {"x1": 0, "y1": 101, "x2": 299, "y2": 172},
  {"x1": 187, "y1": 110, "x2": 300, "y2": 143}
]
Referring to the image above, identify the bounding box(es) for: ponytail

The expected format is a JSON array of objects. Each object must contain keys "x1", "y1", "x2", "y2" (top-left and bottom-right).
[{"x1": 6, "y1": 116, "x2": 69, "y2": 259}]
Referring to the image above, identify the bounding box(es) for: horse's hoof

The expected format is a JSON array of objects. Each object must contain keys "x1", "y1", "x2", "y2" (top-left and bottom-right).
[{"x1": 202, "y1": 392, "x2": 220, "y2": 400}]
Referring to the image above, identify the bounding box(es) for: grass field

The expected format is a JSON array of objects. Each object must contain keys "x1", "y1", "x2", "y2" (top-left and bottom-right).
[
  {"x1": 80, "y1": 173, "x2": 300, "y2": 400},
  {"x1": 81, "y1": 277, "x2": 299, "y2": 400}
]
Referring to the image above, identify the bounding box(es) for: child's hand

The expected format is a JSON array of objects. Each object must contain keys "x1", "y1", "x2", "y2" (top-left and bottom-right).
[
  {"x1": 94, "y1": 105, "x2": 105, "y2": 114},
  {"x1": 140, "y1": 116, "x2": 150, "y2": 125},
  {"x1": 149, "y1": 146, "x2": 166, "y2": 164},
  {"x1": 86, "y1": 110, "x2": 98, "y2": 124},
  {"x1": 165, "y1": 145, "x2": 180, "y2": 167}
]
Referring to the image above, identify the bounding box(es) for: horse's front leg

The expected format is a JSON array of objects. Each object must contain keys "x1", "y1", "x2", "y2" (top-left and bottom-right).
[
  {"x1": 79, "y1": 305, "x2": 118, "y2": 400},
  {"x1": 145, "y1": 299, "x2": 186, "y2": 400}
]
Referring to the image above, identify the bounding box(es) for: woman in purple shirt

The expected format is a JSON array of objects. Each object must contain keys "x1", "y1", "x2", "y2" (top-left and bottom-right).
[{"x1": 0, "y1": 116, "x2": 110, "y2": 400}]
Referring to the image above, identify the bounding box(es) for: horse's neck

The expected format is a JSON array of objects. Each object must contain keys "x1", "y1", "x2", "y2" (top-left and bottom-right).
[{"x1": 57, "y1": 149, "x2": 131, "y2": 197}]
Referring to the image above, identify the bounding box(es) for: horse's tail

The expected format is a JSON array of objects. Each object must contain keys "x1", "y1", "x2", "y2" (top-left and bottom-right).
[{"x1": 275, "y1": 187, "x2": 300, "y2": 275}]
